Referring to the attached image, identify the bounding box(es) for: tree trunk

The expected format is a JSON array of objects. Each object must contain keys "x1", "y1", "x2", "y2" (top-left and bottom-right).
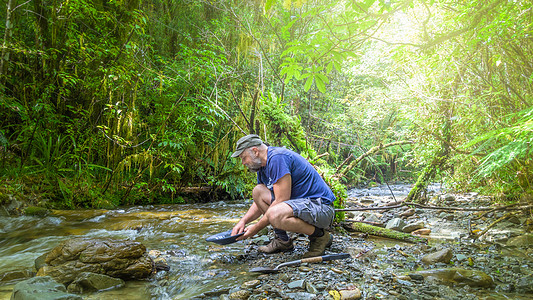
[
  {"x1": 335, "y1": 140, "x2": 414, "y2": 180},
  {"x1": 0, "y1": 0, "x2": 14, "y2": 84}
]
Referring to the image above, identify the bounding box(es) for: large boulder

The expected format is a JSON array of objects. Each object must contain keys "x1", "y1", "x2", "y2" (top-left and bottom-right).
[
  {"x1": 36, "y1": 238, "x2": 154, "y2": 285},
  {"x1": 10, "y1": 276, "x2": 82, "y2": 300}
]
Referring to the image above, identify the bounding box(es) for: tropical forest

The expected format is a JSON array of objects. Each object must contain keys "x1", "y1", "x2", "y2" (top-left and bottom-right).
[{"x1": 0, "y1": 0, "x2": 532, "y2": 299}]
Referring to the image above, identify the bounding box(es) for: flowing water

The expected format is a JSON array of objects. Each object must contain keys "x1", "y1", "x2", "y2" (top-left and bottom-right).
[
  {"x1": 0, "y1": 200, "x2": 259, "y2": 299},
  {"x1": 1, "y1": 184, "x2": 531, "y2": 299}
]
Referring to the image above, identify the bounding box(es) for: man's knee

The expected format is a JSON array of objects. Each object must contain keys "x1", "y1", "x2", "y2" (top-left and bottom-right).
[
  {"x1": 252, "y1": 184, "x2": 271, "y2": 204},
  {"x1": 265, "y1": 203, "x2": 293, "y2": 227}
]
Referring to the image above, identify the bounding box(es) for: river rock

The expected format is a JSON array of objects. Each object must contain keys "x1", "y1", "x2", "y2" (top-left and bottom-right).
[
  {"x1": 288, "y1": 279, "x2": 305, "y2": 289},
  {"x1": 36, "y1": 238, "x2": 154, "y2": 285},
  {"x1": 516, "y1": 274, "x2": 533, "y2": 293},
  {"x1": 421, "y1": 248, "x2": 453, "y2": 265},
  {"x1": 0, "y1": 269, "x2": 33, "y2": 283},
  {"x1": 440, "y1": 194, "x2": 456, "y2": 203},
  {"x1": 66, "y1": 272, "x2": 125, "y2": 293},
  {"x1": 339, "y1": 287, "x2": 362, "y2": 299},
  {"x1": 402, "y1": 221, "x2": 425, "y2": 233},
  {"x1": 414, "y1": 268, "x2": 494, "y2": 288},
  {"x1": 399, "y1": 208, "x2": 415, "y2": 218},
  {"x1": 10, "y1": 276, "x2": 82, "y2": 300},
  {"x1": 241, "y1": 279, "x2": 260, "y2": 289},
  {"x1": 386, "y1": 218, "x2": 406, "y2": 231},
  {"x1": 411, "y1": 228, "x2": 431, "y2": 236},
  {"x1": 229, "y1": 289, "x2": 250, "y2": 299},
  {"x1": 506, "y1": 234, "x2": 533, "y2": 247}
]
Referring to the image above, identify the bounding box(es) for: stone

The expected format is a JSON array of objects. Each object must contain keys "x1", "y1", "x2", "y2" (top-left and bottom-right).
[
  {"x1": 0, "y1": 269, "x2": 33, "y2": 283},
  {"x1": 241, "y1": 279, "x2": 260, "y2": 289},
  {"x1": 414, "y1": 268, "x2": 494, "y2": 288},
  {"x1": 36, "y1": 238, "x2": 154, "y2": 285},
  {"x1": 402, "y1": 221, "x2": 425, "y2": 233},
  {"x1": 363, "y1": 213, "x2": 381, "y2": 223},
  {"x1": 66, "y1": 272, "x2": 125, "y2": 293},
  {"x1": 284, "y1": 292, "x2": 316, "y2": 300},
  {"x1": 421, "y1": 248, "x2": 453, "y2": 265},
  {"x1": 516, "y1": 274, "x2": 533, "y2": 293},
  {"x1": 10, "y1": 276, "x2": 82, "y2": 300},
  {"x1": 229, "y1": 290, "x2": 250, "y2": 300},
  {"x1": 339, "y1": 287, "x2": 362, "y2": 299},
  {"x1": 23, "y1": 206, "x2": 50, "y2": 217},
  {"x1": 386, "y1": 218, "x2": 406, "y2": 231},
  {"x1": 455, "y1": 254, "x2": 468, "y2": 262},
  {"x1": 399, "y1": 208, "x2": 415, "y2": 218},
  {"x1": 441, "y1": 194, "x2": 456, "y2": 203},
  {"x1": 288, "y1": 279, "x2": 305, "y2": 289},
  {"x1": 411, "y1": 228, "x2": 431, "y2": 236},
  {"x1": 305, "y1": 281, "x2": 318, "y2": 294},
  {"x1": 506, "y1": 234, "x2": 533, "y2": 247}
]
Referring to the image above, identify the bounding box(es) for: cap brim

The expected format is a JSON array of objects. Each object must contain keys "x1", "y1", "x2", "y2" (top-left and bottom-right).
[{"x1": 231, "y1": 149, "x2": 244, "y2": 158}]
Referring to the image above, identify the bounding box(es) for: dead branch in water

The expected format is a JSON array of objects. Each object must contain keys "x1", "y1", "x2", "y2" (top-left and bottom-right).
[{"x1": 335, "y1": 201, "x2": 533, "y2": 213}]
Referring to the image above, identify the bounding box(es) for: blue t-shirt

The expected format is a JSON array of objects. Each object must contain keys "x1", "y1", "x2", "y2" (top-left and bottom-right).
[{"x1": 256, "y1": 147, "x2": 335, "y2": 205}]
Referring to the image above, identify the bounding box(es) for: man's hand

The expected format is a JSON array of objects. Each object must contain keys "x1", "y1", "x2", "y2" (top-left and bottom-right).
[
  {"x1": 236, "y1": 223, "x2": 260, "y2": 241},
  {"x1": 232, "y1": 220, "x2": 246, "y2": 236}
]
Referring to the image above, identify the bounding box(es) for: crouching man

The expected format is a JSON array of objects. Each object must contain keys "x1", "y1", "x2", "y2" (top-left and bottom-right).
[{"x1": 231, "y1": 134, "x2": 336, "y2": 258}]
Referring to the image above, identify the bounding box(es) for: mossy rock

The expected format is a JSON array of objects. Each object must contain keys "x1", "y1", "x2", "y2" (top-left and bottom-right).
[{"x1": 24, "y1": 206, "x2": 51, "y2": 217}]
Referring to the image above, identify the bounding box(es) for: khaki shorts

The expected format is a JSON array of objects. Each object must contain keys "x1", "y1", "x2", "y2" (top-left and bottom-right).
[{"x1": 284, "y1": 198, "x2": 334, "y2": 229}]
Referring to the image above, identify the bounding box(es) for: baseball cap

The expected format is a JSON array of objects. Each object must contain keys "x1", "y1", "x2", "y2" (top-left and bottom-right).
[{"x1": 231, "y1": 134, "x2": 263, "y2": 157}]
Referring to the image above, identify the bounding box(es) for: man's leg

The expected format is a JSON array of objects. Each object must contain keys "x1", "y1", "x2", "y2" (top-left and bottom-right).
[
  {"x1": 267, "y1": 198, "x2": 334, "y2": 258},
  {"x1": 253, "y1": 184, "x2": 294, "y2": 253}
]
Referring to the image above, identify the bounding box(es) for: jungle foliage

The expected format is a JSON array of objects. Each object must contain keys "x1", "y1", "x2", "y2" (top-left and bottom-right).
[{"x1": 0, "y1": 0, "x2": 531, "y2": 209}]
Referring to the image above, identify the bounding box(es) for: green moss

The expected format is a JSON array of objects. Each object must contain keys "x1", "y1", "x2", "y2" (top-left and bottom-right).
[{"x1": 24, "y1": 206, "x2": 50, "y2": 217}]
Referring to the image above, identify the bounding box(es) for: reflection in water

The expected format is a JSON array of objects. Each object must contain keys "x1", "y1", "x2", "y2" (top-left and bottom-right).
[{"x1": 0, "y1": 201, "x2": 255, "y2": 299}]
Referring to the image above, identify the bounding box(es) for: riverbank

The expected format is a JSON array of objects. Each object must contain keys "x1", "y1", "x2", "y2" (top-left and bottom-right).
[{"x1": 1, "y1": 184, "x2": 531, "y2": 299}]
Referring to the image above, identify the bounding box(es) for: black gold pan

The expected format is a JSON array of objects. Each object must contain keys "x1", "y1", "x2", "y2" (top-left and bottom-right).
[
  {"x1": 205, "y1": 230, "x2": 244, "y2": 245},
  {"x1": 249, "y1": 253, "x2": 351, "y2": 274}
]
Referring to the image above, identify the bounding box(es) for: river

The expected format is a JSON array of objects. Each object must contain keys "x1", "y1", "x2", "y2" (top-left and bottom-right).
[{"x1": 0, "y1": 200, "x2": 256, "y2": 299}]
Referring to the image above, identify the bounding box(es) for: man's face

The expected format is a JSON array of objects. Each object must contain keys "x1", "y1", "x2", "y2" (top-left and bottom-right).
[{"x1": 240, "y1": 148, "x2": 262, "y2": 172}]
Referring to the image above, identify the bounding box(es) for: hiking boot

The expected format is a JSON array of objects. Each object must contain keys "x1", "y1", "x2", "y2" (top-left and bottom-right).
[
  {"x1": 258, "y1": 237, "x2": 294, "y2": 254},
  {"x1": 303, "y1": 231, "x2": 333, "y2": 258}
]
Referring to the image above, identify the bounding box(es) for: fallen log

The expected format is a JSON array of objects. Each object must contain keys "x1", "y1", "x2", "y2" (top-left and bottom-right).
[{"x1": 341, "y1": 221, "x2": 427, "y2": 244}]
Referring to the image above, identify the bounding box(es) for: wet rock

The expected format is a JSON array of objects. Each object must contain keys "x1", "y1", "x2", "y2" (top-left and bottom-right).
[
  {"x1": 506, "y1": 234, "x2": 533, "y2": 247},
  {"x1": 386, "y1": 218, "x2": 406, "y2": 231},
  {"x1": 402, "y1": 221, "x2": 425, "y2": 233},
  {"x1": 241, "y1": 279, "x2": 260, "y2": 289},
  {"x1": 229, "y1": 289, "x2": 250, "y2": 299},
  {"x1": 23, "y1": 206, "x2": 50, "y2": 217},
  {"x1": 516, "y1": 274, "x2": 533, "y2": 293},
  {"x1": 154, "y1": 257, "x2": 170, "y2": 272},
  {"x1": 36, "y1": 238, "x2": 154, "y2": 285},
  {"x1": 421, "y1": 248, "x2": 453, "y2": 265},
  {"x1": 11, "y1": 276, "x2": 82, "y2": 300},
  {"x1": 414, "y1": 268, "x2": 494, "y2": 288},
  {"x1": 0, "y1": 269, "x2": 33, "y2": 283},
  {"x1": 34, "y1": 253, "x2": 47, "y2": 271},
  {"x1": 66, "y1": 272, "x2": 125, "y2": 293}
]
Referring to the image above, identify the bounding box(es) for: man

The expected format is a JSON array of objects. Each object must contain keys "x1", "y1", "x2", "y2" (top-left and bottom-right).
[{"x1": 231, "y1": 134, "x2": 336, "y2": 258}]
